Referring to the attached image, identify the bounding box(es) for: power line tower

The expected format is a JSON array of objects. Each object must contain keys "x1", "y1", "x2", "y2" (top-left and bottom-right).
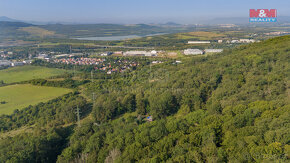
[{"x1": 75, "y1": 106, "x2": 81, "y2": 127}]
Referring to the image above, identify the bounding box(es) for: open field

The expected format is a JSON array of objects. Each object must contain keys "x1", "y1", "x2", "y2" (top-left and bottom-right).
[
  {"x1": 0, "y1": 84, "x2": 72, "y2": 115},
  {"x1": 176, "y1": 31, "x2": 226, "y2": 40},
  {"x1": 18, "y1": 27, "x2": 57, "y2": 37},
  {"x1": 0, "y1": 66, "x2": 73, "y2": 84}
]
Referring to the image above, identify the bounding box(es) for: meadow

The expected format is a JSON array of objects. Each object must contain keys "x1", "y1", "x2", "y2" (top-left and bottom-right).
[
  {"x1": 19, "y1": 26, "x2": 57, "y2": 37},
  {"x1": 0, "y1": 84, "x2": 72, "y2": 115},
  {"x1": 0, "y1": 65, "x2": 72, "y2": 84}
]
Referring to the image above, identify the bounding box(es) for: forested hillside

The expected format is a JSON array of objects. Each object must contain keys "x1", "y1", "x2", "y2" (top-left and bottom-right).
[{"x1": 0, "y1": 36, "x2": 289, "y2": 162}]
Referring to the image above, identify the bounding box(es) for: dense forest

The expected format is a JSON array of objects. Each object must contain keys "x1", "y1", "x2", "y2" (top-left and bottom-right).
[{"x1": 0, "y1": 35, "x2": 289, "y2": 162}]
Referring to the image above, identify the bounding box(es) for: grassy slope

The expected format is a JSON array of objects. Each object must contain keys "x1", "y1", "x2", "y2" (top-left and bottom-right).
[
  {"x1": 18, "y1": 27, "x2": 57, "y2": 37},
  {"x1": 0, "y1": 84, "x2": 72, "y2": 115},
  {"x1": 0, "y1": 65, "x2": 72, "y2": 83}
]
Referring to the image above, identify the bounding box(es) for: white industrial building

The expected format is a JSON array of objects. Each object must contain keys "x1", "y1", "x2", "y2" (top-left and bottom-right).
[
  {"x1": 204, "y1": 49, "x2": 223, "y2": 53},
  {"x1": 239, "y1": 39, "x2": 256, "y2": 43},
  {"x1": 151, "y1": 50, "x2": 157, "y2": 54},
  {"x1": 184, "y1": 49, "x2": 204, "y2": 55},
  {"x1": 188, "y1": 41, "x2": 211, "y2": 44},
  {"x1": 123, "y1": 51, "x2": 157, "y2": 56},
  {"x1": 231, "y1": 40, "x2": 239, "y2": 43}
]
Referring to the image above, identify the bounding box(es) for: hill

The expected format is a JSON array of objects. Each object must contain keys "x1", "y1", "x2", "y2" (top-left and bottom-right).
[
  {"x1": 0, "y1": 21, "x2": 35, "y2": 40},
  {"x1": 0, "y1": 36, "x2": 289, "y2": 162},
  {"x1": 56, "y1": 35, "x2": 289, "y2": 163},
  {"x1": 0, "y1": 22, "x2": 197, "y2": 40}
]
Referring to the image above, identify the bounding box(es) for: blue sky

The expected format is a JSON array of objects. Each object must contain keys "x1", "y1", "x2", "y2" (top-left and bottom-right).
[{"x1": 0, "y1": 0, "x2": 289, "y2": 24}]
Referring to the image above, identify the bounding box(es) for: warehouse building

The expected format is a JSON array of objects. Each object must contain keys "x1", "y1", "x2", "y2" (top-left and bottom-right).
[
  {"x1": 123, "y1": 51, "x2": 157, "y2": 56},
  {"x1": 184, "y1": 49, "x2": 203, "y2": 55},
  {"x1": 188, "y1": 41, "x2": 211, "y2": 44},
  {"x1": 204, "y1": 49, "x2": 223, "y2": 53}
]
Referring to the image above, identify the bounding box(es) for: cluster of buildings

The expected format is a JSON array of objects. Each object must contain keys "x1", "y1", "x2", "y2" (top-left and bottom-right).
[
  {"x1": 55, "y1": 51, "x2": 160, "y2": 57},
  {"x1": 53, "y1": 57, "x2": 105, "y2": 65},
  {"x1": 36, "y1": 54, "x2": 50, "y2": 60},
  {"x1": 0, "y1": 51, "x2": 13, "y2": 59},
  {"x1": 188, "y1": 38, "x2": 257, "y2": 44},
  {"x1": 34, "y1": 50, "x2": 159, "y2": 60},
  {"x1": 264, "y1": 31, "x2": 290, "y2": 36},
  {"x1": 227, "y1": 39, "x2": 256, "y2": 44},
  {"x1": 184, "y1": 49, "x2": 223, "y2": 55},
  {"x1": 52, "y1": 57, "x2": 139, "y2": 74},
  {"x1": 99, "y1": 59, "x2": 139, "y2": 74},
  {"x1": 94, "y1": 51, "x2": 158, "y2": 57},
  {"x1": 0, "y1": 60, "x2": 32, "y2": 67},
  {"x1": 36, "y1": 53, "x2": 87, "y2": 60}
]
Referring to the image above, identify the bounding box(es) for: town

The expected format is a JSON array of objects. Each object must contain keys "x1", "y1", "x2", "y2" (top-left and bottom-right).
[
  {"x1": 0, "y1": 37, "x2": 253, "y2": 69},
  {"x1": 53, "y1": 57, "x2": 140, "y2": 74}
]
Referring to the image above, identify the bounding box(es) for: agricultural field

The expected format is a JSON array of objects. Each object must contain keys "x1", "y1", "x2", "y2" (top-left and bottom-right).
[
  {"x1": 0, "y1": 65, "x2": 73, "y2": 84},
  {"x1": 176, "y1": 31, "x2": 226, "y2": 40},
  {"x1": 0, "y1": 84, "x2": 72, "y2": 115},
  {"x1": 18, "y1": 26, "x2": 58, "y2": 37}
]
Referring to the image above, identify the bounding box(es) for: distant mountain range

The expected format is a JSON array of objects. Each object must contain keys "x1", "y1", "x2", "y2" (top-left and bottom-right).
[
  {"x1": 0, "y1": 16, "x2": 70, "y2": 25},
  {"x1": 0, "y1": 16, "x2": 21, "y2": 22},
  {"x1": 1, "y1": 16, "x2": 290, "y2": 25}
]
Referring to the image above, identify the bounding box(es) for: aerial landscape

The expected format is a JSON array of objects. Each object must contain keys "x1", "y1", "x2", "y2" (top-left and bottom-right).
[{"x1": 0, "y1": 0, "x2": 289, "y2": 162}]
